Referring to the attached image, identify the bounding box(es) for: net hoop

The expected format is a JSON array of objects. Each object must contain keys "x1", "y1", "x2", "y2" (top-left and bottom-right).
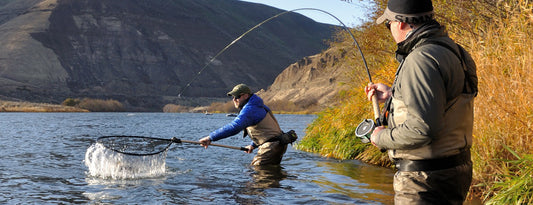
[{"x1": 96, "y1": 135, "x2": 174, "y2": 156}]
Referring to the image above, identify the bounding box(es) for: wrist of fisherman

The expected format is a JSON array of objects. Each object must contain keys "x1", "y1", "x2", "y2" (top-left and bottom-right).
[
  {"x1": 370, "y1": 130, "x2": 385, "y2": 149},
  {"x1": 204, "y1": 136, "x2": 213, "y2": 142},
  {"x1": 208, "y1": 133, "x2": 220, "y2": 141}
]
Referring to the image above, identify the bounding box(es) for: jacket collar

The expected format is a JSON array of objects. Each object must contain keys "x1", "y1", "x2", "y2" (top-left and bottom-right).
[{"x1": 395, "y1": 20, "x2": 445, "y2": 62}]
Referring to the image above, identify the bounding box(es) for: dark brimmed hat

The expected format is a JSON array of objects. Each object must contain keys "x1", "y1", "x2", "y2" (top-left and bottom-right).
[
  {"x1": 227, "y1": 84, "x2": 251, "y2": 97},
  {"x1": 376, "y1": 0, "x2": 434, "y2": 24}
]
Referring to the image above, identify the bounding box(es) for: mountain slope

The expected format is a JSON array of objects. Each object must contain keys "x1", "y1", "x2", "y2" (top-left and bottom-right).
[
  {"x1": 258, "y1": 46, "x2": 353, "y2": 111},
  {"x1": 0, "y1": 0, "x2": 336, "y2": 110}
]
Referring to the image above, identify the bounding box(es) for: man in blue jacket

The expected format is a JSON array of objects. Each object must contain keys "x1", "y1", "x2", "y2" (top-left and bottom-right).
[{"x1": 199, "y1": 84, "x2": 287, "y2": 165}]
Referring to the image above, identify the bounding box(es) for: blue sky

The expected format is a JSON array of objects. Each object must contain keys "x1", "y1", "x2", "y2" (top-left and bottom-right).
[{"x1": 239, "y1": 0, "x2": 373, "y2": 27}]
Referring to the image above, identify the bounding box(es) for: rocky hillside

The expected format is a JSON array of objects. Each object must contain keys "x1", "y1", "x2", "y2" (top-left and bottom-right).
[
  {"x1": 0, "y1": 0, "x2": 336, "y2": 110},
  {"x1": 258, "y1": 46, "x2": 352, "y2": 111}
]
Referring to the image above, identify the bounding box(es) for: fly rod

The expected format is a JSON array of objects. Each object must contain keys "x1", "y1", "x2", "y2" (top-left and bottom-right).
[{"x1": 177, "y1": 8, "x2": 380, "y2": 121}]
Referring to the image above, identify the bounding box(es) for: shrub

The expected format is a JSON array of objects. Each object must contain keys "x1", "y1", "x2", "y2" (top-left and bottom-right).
[
  {"x1": 207, "y1": 101, "x2": 238, "y2": 113},
  {"x1": 162, "y1": 104, "x2": 191, "y2": 113},
  {"x1": 62, "y1": 98, "x2": 80, "y2": 106},
  {"x1": 76, "y1": 98, "x2": 125, "y2": 112}
]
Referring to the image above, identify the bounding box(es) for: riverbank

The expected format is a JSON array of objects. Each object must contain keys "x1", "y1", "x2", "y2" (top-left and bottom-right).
[
  {"x1": 0, "y1": 100, "x2": 89, "y2": 112},
  {"x1": 296, "y1": 0, "x2": 532, "y2": 204}
]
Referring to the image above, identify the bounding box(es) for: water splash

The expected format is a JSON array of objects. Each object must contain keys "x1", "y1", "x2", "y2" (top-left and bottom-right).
[{"x1": 84, "y1": 143, "x2": 167, "y2": 179}]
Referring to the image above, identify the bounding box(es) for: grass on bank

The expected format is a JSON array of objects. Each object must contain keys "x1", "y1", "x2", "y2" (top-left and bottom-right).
[
  {"x1": 296, "y1": 0, "x2": 532, "y2": 203},
  {"x1": 0, "y1": 100, "x2": 88, "y2": 112},
  {"x1": 0, "y1": 98, "x2": 126, "y2": 112},
  {"x1": 62, "y1": 98, "x2": 125, "y2": 112},
  {"x1": 483, "y1": 146, "x2": 533, "y2": 205}
]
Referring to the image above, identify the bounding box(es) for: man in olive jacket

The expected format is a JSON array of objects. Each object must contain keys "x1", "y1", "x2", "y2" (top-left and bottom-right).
[
  {"x1": 199, "y1": 84, "x2": 287, "y2": 165},
  {"x1": 365, "y1": 0, "x2": 478, "y2": 204}
]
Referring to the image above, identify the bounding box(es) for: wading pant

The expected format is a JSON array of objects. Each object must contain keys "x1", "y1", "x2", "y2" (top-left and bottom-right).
[
  {"x1": 394, "y1": 161, "x2": 472, "y2": 205},
  {"x1": 251, "y1": 141, "x2": 287, "y2": 166}
]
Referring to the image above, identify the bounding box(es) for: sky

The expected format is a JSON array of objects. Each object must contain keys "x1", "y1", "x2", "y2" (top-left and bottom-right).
[{"x1": 239, "y1": 0, "x2": 373, "y2": 27}]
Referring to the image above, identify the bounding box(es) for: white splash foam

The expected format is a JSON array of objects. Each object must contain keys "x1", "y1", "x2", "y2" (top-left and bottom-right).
[{"x1": 84, "y1": 143, "x2": 167, "y2": 179}]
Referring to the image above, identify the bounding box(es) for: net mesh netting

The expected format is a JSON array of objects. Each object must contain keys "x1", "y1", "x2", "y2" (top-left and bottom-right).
[{"x1": 96, "y1": 135, "x2": 173, "y2": 156}]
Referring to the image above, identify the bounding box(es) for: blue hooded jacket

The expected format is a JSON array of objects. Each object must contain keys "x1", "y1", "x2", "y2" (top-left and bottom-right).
[{"x1": 208, "y1": 94, "x2": 270, "y2": 147}]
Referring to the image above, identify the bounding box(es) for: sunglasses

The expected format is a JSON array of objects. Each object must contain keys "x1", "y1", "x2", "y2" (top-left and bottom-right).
[
  {"x1": 385, "y1": 20, "x2": 392, "y2": 30},
  {"x1": 233, "y1": 95, "x2": 242, "y2": 100}
]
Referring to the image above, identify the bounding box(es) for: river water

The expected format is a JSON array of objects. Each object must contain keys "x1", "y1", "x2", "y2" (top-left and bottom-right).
[{"x1": 0, "y1": 112, "x2": 394, "y2": 204}]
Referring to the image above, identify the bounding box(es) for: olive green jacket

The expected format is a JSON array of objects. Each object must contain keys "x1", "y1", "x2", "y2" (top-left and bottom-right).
[{"x1": 374, "y1": 21, "x2": 477, "y2": 160}]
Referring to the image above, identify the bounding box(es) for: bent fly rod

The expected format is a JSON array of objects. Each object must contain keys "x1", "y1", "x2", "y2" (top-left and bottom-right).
[{"x1": 177, "y1": 8, "x2": 380, "y2": 121}]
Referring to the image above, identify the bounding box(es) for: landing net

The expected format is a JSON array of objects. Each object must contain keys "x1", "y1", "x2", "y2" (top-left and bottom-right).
[
  {"x1": 84, "y1": 136, "x2": 171, "y2": 179},
  {"x1": 96, "y1": 135, "x2": 174, "y2": 156}
]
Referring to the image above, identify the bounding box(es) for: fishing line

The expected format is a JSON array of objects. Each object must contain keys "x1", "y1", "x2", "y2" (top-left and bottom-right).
[{"x1": 177, "y1": 8, "x2": 373, "y2": 97}]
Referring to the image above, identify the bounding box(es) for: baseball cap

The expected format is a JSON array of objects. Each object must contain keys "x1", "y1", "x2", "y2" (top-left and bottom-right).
[
  {"x1": 376, "y1": 0, "x2": 434, "y2": 24},
  {"x1": 227, "y1": 84, "x2": 251, "y2": 97}
]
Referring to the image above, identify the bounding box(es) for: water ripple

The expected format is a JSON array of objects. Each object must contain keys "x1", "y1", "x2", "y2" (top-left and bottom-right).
[{"x1": 0, "y1": 113, "x2": 394, "y2": 204}]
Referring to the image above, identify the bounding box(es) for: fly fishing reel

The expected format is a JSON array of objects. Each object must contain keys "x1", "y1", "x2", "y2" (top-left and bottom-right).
[{"x1": 355, "y1": 119, "x2": 376, "y2": 143}]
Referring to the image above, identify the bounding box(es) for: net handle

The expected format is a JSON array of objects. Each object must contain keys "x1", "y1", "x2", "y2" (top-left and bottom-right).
[
  {"x1": 96, "y1": 136, "x2": 250, "y2": 156},
  {"x1": 171, "y1": 137, "x2": 249, "y2": 151}
]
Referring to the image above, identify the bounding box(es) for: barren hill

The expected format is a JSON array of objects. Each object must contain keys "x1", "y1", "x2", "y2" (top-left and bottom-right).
[
  {"x1": 0, "y1": 0, "x2": 336, "y2": 110},
  {"x1": 258, "y1": 46, "x2": 352, "y2": 111}
]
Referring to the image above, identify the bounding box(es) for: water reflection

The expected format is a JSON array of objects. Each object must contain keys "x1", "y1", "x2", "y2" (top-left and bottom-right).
[
  {"x1": 233, "y1": 165, "x2": 289, "y2": 204},
  {"x1": 248, "y1": 165, "x2": 288, "y2": 189},
  {"x1": 313, "y1": 160, "x2": 394, "y2": 204},
  {"x1": 235, "y1": 153, "x2": 395, "y2": 204}
]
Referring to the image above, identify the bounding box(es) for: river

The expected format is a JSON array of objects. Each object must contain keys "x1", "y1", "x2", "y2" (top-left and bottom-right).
[{"x1": 0, "y1": 112, "x2": 394, "y2": 204}]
